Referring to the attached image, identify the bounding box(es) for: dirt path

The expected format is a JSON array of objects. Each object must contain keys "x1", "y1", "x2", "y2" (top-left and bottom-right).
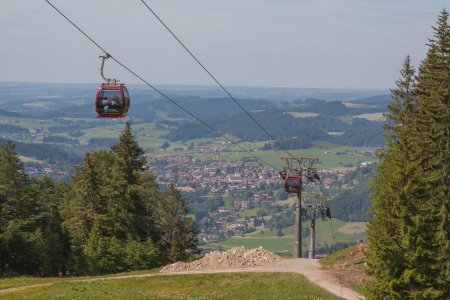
[
  {"x1": 162, "y1": 258, "x2": 365, "y2": 300},
  {"x1": 0, "y1": 259, "x2": 365, "y2": 300}
]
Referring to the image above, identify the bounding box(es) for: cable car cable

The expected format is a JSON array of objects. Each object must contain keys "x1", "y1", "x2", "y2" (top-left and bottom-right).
[
  {"x1": 43, "y1": 0, "x2": 278, "y2": 170},
  {"x1": 139, "y1": 0, "x2": 296, "y2": 160}
]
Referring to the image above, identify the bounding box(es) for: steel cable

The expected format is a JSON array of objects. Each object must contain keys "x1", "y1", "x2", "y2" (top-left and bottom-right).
[
  {"x1": 139, "y1": 0, "x2": 296, "y2": 159},
  {"x1": 43, "y1": 0, "x2": 278, "y2": 170}
]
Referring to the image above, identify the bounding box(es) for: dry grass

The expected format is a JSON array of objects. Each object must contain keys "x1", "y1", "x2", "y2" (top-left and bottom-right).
[
  {"x1": 352, "y1": 113, "x2": 386, "y2": 121},
  {"x1": 337, "y1": 222, "x2": 367, "y2": 235},
  {"x1": 22, "y1": 102, "x2": 51, "y2": 108},
  {"x1": 287, "y1": 112, "x2": 319, "y2": 118},
  {"x1": 327, "y1": 131, "x2": 344, "y2": 136},
  {"x1": 19, "y1": 156, "x2": 44, "y2": 163},
  {"x1": 342, "y1": 102, "x2": 375, "y2": 108},
  {"x1": 320, "y1": 242, "x2": 372, "y2": 295}
]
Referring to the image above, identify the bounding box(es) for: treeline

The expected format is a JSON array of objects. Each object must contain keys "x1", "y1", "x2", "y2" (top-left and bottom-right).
[
  {"x1": 87, "y1": 137, "x2": 118, "y2": 149},
  {"x1": 43, "y1": 135, "x2": 79, "y2": 145},
  {"x1": 289, "y1": 98, "x2": 386, "y2": 116},
  {"x1": 167, "y1": 110, "x2": 385, "y2": 147},
  {"x1": 0, "y1": 137, "x2": 82, "y2": 165},
  {"x1": 183, "y1": 193, "x2": 224, "y2": 224},
  {"x1": 0, "y1": 122, "x2": 197, "y2": 276},
  {"x1": 0, "y1": 124, "x2": 29, "y2": 134},
  {"x1": 0, "y1": 109, "x2": 20, "y2": 117},
  {"x1": 147, "y1": 96, "x2": 275, "y2": 119},
  {"x1": 367, "y1": 11, "x2": 449, "y2": 299},
  {"x1": 39, "y1": 95, "x2": 273, "y2": 122}
]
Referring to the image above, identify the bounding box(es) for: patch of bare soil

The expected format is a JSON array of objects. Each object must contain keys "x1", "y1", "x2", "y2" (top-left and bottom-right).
[
  {"x1": 161, "y1": 247, "x2": 281, "y2": 272},
  {"x1": 324, "y1": 241, "x2": 371, "y2": 288},
  {"x1": 337, "y1": 222, "x2": 367, "y2": 235}
]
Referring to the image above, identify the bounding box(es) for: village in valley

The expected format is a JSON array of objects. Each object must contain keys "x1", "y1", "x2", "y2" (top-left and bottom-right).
[{"x1": 149, "y1": 143, "x2": 372, "y2": 243}]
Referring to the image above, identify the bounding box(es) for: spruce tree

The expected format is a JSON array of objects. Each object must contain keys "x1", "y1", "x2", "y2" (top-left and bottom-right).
[
  {"x1": 401, "y1": 9, "x2": 450, "y2": 298},
  {"x1": 111, "y1": 121, "x2": 146, "y2": 182},
  {"x1": 136, "y1": 171, "x2": 159, "y2": 242},
  {"x1": 367, "y1": 9, "x2": 450, "y2": 299},
  {"x1": 64, "y1": 133, "x2": 159, "y2": 273},
  {"x1": 28, "y1": 177, "x2": 68, "y2": 276},
  {"x1": 111, "y1": 122, "x2": 154, "y2": 240},
  {"x1": 366, "y1": 55, "x2": 416, "y2": 299},
  {"x1": 62, "y1": 152, "x2": 105, "y2": 274},
  {"x1": 0, "y1": 142, "x2": 31, "y2": 224},
  {"x1": 0, "y1": 143, "x2": 36, "y2": 274},
  {"x1": 0, "y1": 144, "x2": 69, "y2": 275},
  {"x1": 156, "y1": 183, "x2": 198, "y2": 262}
]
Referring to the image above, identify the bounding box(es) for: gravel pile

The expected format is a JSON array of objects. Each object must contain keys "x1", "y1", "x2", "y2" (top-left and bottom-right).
[{"x1": 161, "y1": 247, "x2": 281, "y2": 273}]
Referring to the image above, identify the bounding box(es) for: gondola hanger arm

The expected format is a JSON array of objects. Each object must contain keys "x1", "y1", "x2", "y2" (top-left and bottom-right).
[{"x1": 99, "y1": 52, "x2": 118, "y2": 84}]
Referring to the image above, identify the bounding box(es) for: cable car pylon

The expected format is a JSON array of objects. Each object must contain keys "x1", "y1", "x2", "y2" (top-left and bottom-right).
[
  {"x1": 279, "y1": 156, "x2": 320, "y2": 258},
  {"x1": 302, "y1": 195, "x2": 331, "y2": 259}
]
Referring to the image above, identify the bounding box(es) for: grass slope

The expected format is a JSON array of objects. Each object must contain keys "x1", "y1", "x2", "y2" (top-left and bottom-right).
[
  {"x1": 0, "y1": 270, "x2": 162, "y2": 291},
  {"x1": 3, "y1": 273, "x2": 340, "y2": 299},
  {"x1": 208, "y1": 219, "x2": 367, "y2": 255}
]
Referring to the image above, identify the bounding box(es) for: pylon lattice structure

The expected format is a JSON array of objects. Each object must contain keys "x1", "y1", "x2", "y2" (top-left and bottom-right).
[
  {"x1": 280, "y1": 157, "x2": 324, "y2": 258},
  {"x1": 302, "y1": 195, "x2": 331, "y2": 259}
]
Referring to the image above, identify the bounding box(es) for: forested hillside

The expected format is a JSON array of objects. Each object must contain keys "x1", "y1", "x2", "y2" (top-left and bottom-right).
[
  {"x1": 168, "y1": 109, "x2": 385, "y2": 147},
  {"x1": 0, "y1": 122, "x2": 197, "y2": 276},
  {"x1": 328, "y1": 164, "x2": 375, "y2": 222}
]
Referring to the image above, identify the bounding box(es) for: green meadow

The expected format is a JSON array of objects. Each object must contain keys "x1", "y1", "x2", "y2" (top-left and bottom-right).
[
  {"x1": 208, "y1": 219, "x2": 367, "y2": 255},
  {"x1": 195, "y1": 147, "x2": 376, "y2": 169},
  {"x1": 1, "y1": 273, "x2": 340, "y2": 300}
]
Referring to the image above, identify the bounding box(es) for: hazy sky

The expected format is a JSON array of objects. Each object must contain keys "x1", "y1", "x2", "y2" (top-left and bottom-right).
[{"x1": 0, "y1": 1, "x2": 447, "y2": 89}]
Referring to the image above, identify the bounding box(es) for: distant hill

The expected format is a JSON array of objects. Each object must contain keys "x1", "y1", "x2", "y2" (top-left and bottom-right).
[
  {"x1": 351, "y1": 94, "x2": 392, "y2": 104},
  {"x1": 0, "y1": 138, "x2": 82, "y2": 164},
  {"x1": 0, "y1": 108, "x2": 20, "y2": 117},
  {"x1": 168, "y1": 109, "x2": 386, "y2": 147}
]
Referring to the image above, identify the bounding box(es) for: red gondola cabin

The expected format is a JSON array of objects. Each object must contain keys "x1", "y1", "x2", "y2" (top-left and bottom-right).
[
  {"x1": 95, "y1": 83, "x2": 130, "y2": 118},
  {"x1": 284, "y1": 175, "x2": 302, "y2": 194}
]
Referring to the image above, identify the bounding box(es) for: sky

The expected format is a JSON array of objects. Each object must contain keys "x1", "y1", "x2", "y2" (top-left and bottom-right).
[{"x1": 0, "y1": 0, "x2": 447, "y2": 89}]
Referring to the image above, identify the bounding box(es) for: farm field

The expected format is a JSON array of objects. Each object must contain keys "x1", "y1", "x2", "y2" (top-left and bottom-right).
[
  {"x1": 1, "y1": 273, "x2": 340, "y2": 300},
  {"x1": 352, "y1": 112, "x2": 386, "y2": 121},
  {"x1": 288, "y1": 112, "x2": 319, "y2": 118},
  {"x1": 207, "y1": 219, "x2": 367, "y2": 255},
  {"x1": 1, "y1": 113, "x2": 378, "y2": 170},
  {"x1": 196, "y1": 146, "x2": 376, "y2": 169}
]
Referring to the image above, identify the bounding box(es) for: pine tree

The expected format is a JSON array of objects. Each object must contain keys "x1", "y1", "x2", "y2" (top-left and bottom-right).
[
  {"x1": 0, "y1": 142, "x2": 31, "y2": 224},
  {"x1": 111, "y1": 122, "x2": 154, "y2": 240},
  {"x1": 400, "y1": 9, "x2": 450, "y2": 298},
  {"x1": 136, "y1": 171, "x2": 159, "y2": 242},
  {"x1": 28, "y1": 177, "x2": 68, "y2": 276},
  {"x1": 366, "y1": 55, "x2": 417, "y2": 299},
  {"x1": 0, "y1": 144, "x2": 69, "y2": 275},
  {"x1": 111, "y1": 121, "x2": 146, "y2": 182},
  {"x1": 367, "y1": 9, "x2": 450, "y2": 299},
  {"x1": 156, "y1": 183, "x2": 198, "y2": 262},
  {"x1": 0, "y1": 143, "x2": 37, "y2": 274},
  {"x1": 62, "y1": 152, "x2": 105, "y2": 274},
  {"x1": 64, "y1": 138, "x2": 159, "y2": 273}
]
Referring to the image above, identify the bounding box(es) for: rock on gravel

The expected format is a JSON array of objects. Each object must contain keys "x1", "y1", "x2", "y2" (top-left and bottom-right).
[{"x1": 161, "y1": 247, "x2": 281, "y2": 273}]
